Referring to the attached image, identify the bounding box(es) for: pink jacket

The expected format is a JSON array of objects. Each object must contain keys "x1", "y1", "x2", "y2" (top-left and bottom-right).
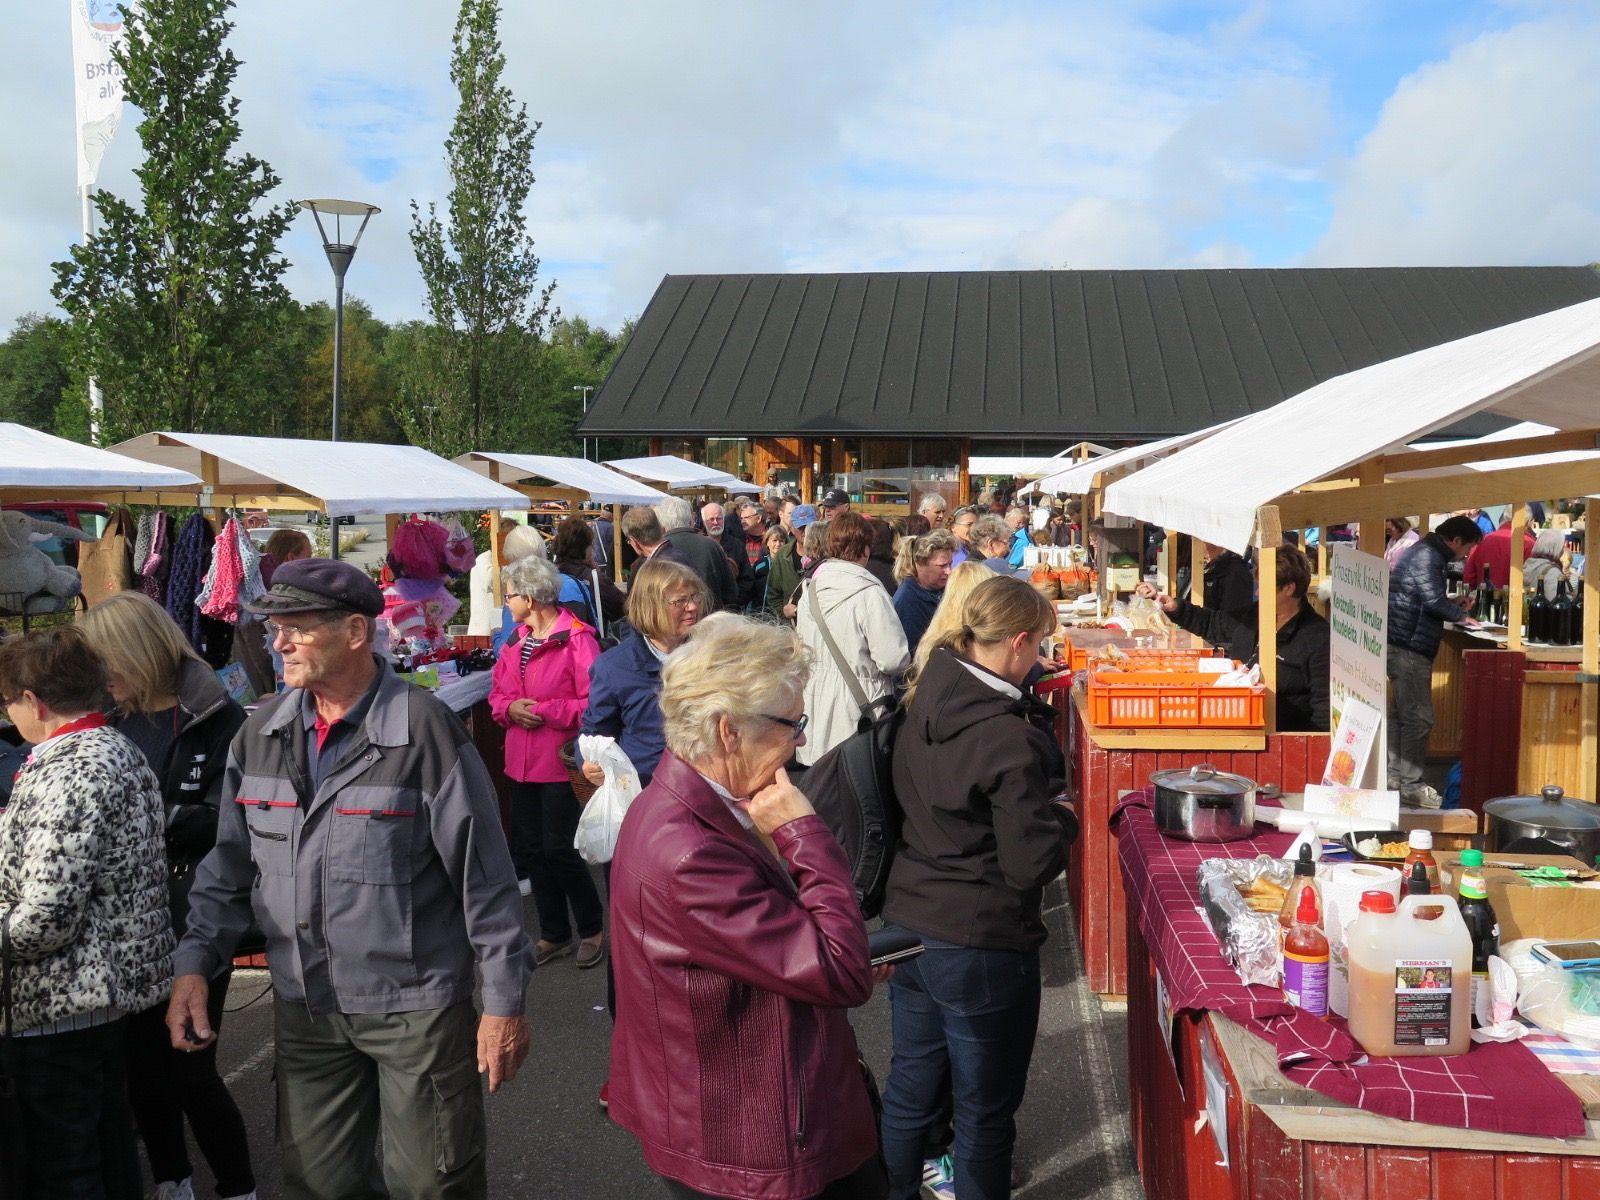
[{"x1": 489, "y1": 610, "x2": 600, "y2": 783}]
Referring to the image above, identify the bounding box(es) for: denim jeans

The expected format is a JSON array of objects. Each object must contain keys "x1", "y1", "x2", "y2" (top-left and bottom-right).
[
  {"x1": 879, "y1": 937, "x2": 1042, "y2": 1200},
  {"x1": 1386, "y1": 645, "x2": 1435, "y2": 791}
]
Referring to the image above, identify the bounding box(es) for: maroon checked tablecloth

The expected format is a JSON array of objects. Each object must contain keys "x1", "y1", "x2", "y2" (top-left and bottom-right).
[{"x1": 1111, "y1": 789, "x2": 1585, "y2": 1137}]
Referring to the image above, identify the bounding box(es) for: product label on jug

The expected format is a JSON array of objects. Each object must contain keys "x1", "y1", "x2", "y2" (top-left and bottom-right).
[{"x1": 1394, "y1": 959, "x2": 1453, "y2": 1046}]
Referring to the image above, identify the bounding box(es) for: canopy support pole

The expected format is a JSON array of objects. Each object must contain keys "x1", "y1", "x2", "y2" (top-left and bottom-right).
[
  {"x1": 1508, "y1": 504, "x2": 1529, "y2": 653},
  {"x1": 1189, "y1": 537, "x2": 1204, "y2": 606},
  {"x1": 613, "y1": 504, "x2": 624, "y2": 585},
  {"x1": 1584, "y1": 498, "x2": 1598, "y2": 800},
  {"x1": 489, "y1": 510, "x2": 505, "y2": 608},
  {"x1": 1256, "y1": 506, "x2": 1282, "y2": 735}
]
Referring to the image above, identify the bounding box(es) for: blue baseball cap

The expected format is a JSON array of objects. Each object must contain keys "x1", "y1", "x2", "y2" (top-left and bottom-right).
[{"x1": 791, "y1": 504, "x2": 819, "y2": 530}]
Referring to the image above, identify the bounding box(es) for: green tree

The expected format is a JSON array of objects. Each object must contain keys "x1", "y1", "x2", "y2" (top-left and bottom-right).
[
  {"x1": 293, "y1": 299, "x2": 403, "y2": 444},
  {"x1": 0, "y1": 315, "x2": 73, "y2": 433},
  {"x1": 402, "y1": 0, "x2": 554, "y2": 457},
  {"x1": 52, "y1": 0, "x2": 294, "y2": 442}
]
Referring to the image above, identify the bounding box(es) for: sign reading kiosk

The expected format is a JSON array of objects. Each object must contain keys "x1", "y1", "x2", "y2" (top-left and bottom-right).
[{"x1": 1326, "y1": 546, "x2": 1389, "y2": 790}]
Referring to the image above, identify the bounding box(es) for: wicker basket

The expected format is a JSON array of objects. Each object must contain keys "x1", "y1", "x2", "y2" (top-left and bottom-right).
[{"x1": 560, "y1": 738, "x2": 600, "y2": 803}]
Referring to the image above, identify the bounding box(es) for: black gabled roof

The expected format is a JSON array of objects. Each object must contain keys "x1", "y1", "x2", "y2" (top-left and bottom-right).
[{"x1": 578, "y1": 267, "x2": 1600, "y2": 439}]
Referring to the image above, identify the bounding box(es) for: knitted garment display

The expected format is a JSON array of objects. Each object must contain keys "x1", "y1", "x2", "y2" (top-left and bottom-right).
[
  {"x1": 233, "y1": 520, "x2": 265, "y2": 614},
  {"x1": 198, "y1": 517, "x2": 244, "y2": 621},
  {"x1": 165, "y1": 513, "x2": 213, "y2": 643},
  {"x1": 139, "y1": 510, "x2": 171, "y2": 606},
  {"x1": 132, "y1": 512, "x2": 154, "y2": 576}
]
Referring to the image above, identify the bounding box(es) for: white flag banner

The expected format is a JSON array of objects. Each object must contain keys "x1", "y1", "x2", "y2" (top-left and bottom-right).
[{"x1": 71, "y1": 0, "x2": 131, "y2": 189}]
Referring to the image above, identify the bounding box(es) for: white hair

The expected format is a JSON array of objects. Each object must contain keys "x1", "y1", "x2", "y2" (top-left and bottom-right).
[
  {"x1": 918, "y1": 493, "x2": 947, "y2": 514},
  {"x1": 503, "y1": 555, "x2": 562, "y2": 605},
  {"x1": 660, "y1": 614, "x2": 810, "y2": 762},
  {"x1": 655, "y1": 496, "x2": 693, "y2": 532}
]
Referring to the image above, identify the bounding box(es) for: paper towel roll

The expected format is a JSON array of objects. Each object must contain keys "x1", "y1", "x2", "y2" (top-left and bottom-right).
[
  {"x1": 1323, "y1": 862, "x2": 1402, "y2": 1018},
  {"x1": 1322, "y1": 862, "x2": 1403, "y2": 947}
]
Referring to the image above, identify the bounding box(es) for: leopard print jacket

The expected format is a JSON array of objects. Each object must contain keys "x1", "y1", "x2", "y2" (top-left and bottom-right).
[{"x1": 0, "y1": 725, "x2": 174, "y2": 1032}]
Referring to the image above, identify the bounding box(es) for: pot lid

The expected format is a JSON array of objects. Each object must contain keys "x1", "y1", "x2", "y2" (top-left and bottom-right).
[
  {"x1": 1151, "y1": 763, "x2": 1256, "y2": 796},
  {"x1": 1484, "y1": 785, "x2": 1600, "y2": 832}
]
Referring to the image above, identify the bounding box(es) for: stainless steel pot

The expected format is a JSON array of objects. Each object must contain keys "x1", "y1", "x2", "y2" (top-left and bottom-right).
[
  {"x1": 1484, "y1": 785, "x2": 1600, "y2": 866},
  {"x1": 1152, "y1": 764, "x2": 1258, "y2": 842}
]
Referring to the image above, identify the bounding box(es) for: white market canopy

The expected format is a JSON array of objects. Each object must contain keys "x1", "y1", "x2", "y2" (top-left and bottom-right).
[
  {"x1": 604, "y1": 454, "x2": 761, "y2": 494},
  {"x1": 1025, "y1": 419, "x2": 1241, "y2": 498},
  {"x1": 1105, "y1": 297, "x2": 1600, "y2": 553},
  {"x1": 454, "y1": 453, "x2": 670, "y2": 507},
  {"x1": 111, "y1": 433, "x2": 528, "y2": 519},
  {"x1": 971, "y1": 442, "x2": 1114, "y2": 480},
  {"x1": 0, "y1": 423, "x2": 201, "y2": 492}
]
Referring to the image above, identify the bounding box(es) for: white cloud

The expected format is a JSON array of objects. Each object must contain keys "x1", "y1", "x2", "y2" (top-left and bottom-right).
[{"x1": 1310, "y1": 15, "x2": 1600, "y2": 264}]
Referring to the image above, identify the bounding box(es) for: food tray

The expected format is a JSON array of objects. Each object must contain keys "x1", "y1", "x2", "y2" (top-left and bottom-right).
[
  {"x1": 1087, "y1": 667, "x2": 1265, "y2": 730},
  {"x1": 1339, "y1": 830, "x2": 1416, "y2": 862},
  {"x1": 1196, "y1": 855, "x2": 1293, "y2": 987}
]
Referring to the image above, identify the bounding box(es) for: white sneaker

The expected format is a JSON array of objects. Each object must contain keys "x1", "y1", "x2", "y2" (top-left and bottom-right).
[
  {"x1": 152, "y1": 1180, "x2": 196, "y2": 1200},
  {"x1": 220, "y1": 1193, "x2": 258, "y2": 1200},
  {"x1": 518, "y1": 877, "x2": 532, "y2": 897}
]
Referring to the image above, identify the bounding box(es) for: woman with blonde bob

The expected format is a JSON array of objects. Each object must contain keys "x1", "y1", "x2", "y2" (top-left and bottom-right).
[
  {"x1": 880, "y1": 576, "x2": 1070, "y2": 1200},
  {"x1": 890, "y1": 529, "x2": 957, "y2": 655},
  {"x1": 607, "y1": 615, "x2": 887, "y2": 1199},
  {"x1": 76, "y1": 590, "x2": 257, "y2": 1200}
]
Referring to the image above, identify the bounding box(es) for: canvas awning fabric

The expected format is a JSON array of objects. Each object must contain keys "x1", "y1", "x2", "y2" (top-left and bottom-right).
[
  {"x1": 603, "y1": 455, "x2": 761, "y2": 494},
  {"x1": 111, "y1": 433, "x2": 528, "y2": 518},
  {"x1": 0, "y1": 423, "x2": 201, "y2": 491},
  {"x1": 1025, "y1": 419, "x2": 1241, "y2": 498},
  {"x1": 1105, "y1": 298, "x2": 1600, "y2": 553},
  {"x1": 454, "y1": 453, "x2": 669, "y2": 507}
]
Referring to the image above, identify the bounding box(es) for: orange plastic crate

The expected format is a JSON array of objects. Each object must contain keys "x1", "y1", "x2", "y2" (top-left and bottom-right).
[
  {"x1": 1086, "y1": 668, "x2": 1264, "y2": 729},
  {"x1": 1066, "y1": 643, "x2": 1223, "y2": 673}
]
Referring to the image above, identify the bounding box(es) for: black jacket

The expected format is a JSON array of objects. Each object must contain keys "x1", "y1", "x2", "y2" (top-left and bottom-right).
[
  {"x1": 1204, "y1": 550, "x2": 1256, "y2": 621},
  {"x1": 884, "y1": 649, "x2": 1068, "y2": 952},
  {"x1": 664, "y1": 527, "x2": 738, "y2": 609},
  {"x1": 110, "y1": 657, "x2": 246, "y2": 927},
  {"x1": 555, "y1": 558, "x2": 627, "y2": 627},
  {"x1": 1388, "y1": 533, "x2": 1461, "y2": 659},
  {"x1": 1171, "y1": 598, "x2": 1331, "y2": 733},
  {"x1": 716, "y1": 524, "x2": 755, "y2": 608}
]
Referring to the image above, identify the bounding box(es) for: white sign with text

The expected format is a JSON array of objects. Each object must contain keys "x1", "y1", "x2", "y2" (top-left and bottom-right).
[{"x1": 1327, "y1": 546, "x2": 1389, "y2": 789}]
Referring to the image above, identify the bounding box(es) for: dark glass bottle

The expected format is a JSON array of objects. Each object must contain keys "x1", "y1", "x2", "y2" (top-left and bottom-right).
[
  {"x1": 1457, "y1": 849, "x2": 1499, "y2": 1029},
  {"x1": 1528, "y1": 582, "x2": 1550, "y2": 643},
  {"x1": 1550, "y1": 578, "x2": 1575, "y2": 647},
  {"x1": 1474, "y1": 570, "x2": 1494, "y2": 622}
]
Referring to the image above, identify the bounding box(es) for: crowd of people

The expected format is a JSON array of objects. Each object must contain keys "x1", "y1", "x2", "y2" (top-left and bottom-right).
[{"x1": 0, "y1": 481, "x2": 1086, "y2": 1200}]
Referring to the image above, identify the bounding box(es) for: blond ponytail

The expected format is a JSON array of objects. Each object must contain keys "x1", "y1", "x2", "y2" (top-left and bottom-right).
[
  {"x1": 903, "y1": 573, "x2": 1055, "y2": 705},
  {"x1": 892, "y1": 529, "x2": 958, "y2": 585}
]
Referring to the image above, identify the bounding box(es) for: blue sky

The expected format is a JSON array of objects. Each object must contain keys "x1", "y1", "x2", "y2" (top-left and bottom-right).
[{"x1": 4, "y1": 1, "x2": 1599, "y2": 333}]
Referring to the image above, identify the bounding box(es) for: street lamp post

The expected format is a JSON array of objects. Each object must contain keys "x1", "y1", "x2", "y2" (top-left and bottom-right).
[
  {"x1": 574, "y1": 384, "x2": 594, "y2": 461},
  {"x1": 298, "y1": 198, "x2": 379, "y2": 559}
]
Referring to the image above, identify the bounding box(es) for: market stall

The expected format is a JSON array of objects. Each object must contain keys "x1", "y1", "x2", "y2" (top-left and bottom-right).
[
  {"x1": 1082, "y1": 298, "x2": 1600, "y2": 1197},
  {"x1": 603, "y1": 453, "x2": 762, "y2": 496}
]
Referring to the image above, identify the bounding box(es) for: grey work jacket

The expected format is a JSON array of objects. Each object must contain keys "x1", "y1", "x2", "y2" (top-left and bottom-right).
[{"x1": 174, "y1": 660, "x2": 532, "y2": 1018}]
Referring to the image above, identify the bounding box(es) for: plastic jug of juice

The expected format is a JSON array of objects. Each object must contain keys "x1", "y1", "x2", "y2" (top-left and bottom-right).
[{"x1": 1347, "y1": 890, "x2": 1472, "y2": 1057}]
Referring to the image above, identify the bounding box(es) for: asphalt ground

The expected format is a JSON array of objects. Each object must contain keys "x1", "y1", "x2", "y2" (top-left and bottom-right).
[{"x1": 193, "y1": 879, "x2": 1141, "y2": 1199}]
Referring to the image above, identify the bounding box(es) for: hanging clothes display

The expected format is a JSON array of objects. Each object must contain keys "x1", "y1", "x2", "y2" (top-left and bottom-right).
[
  {"x1": 139, "y1": 510, "x2": 171, "y2": 606},
  {"x1": 197, "y1": 516, "x2": 243, "y2": 620},
  {"x1": 132, "y1": 512, "x2": 154, "y2": 577},
  {"x1": 233, "y1": 519, "x2": 266, "y2": 614}
]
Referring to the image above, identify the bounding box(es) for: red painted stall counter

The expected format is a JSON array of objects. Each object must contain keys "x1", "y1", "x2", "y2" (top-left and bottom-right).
[{"x1": 1067, "y1": 689, "x2": 1328, "y2": 997}]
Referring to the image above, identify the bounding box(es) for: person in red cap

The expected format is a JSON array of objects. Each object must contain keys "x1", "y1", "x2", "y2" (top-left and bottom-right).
[{"x1": 167, "y1": 557, "x2": 532, "y2": 1199}]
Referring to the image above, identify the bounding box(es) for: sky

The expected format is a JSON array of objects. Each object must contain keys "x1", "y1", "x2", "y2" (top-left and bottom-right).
[{"x1": 5, "y1": 1, "x2": 1600, "y2": 335}]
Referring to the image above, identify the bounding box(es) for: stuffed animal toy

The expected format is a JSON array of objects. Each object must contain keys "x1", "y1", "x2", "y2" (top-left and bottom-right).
[
  {"x1": 380, "y1": 518, "x2": 462, "y2": 651},
  {"x1": 0, "y1": 511, "x2": 87, "y2": 613}
]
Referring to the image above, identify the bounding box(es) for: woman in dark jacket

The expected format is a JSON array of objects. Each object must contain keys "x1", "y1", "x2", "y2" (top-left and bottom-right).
[
  {"x1": 890, "y1": 531, "x2": 956, "y2": 655},
  {"x1": 552, "y1": 515, "x2": 627, "y2": 630},
  {"x1": 609, "y1": 615, "x2": 885, "y2": 1200},
  {"x1": 1201, "y1": 543, "x2": 1256, "y2": 621},
  {"x1": 77, "y1": 591, "x2": 256, "y2": 1200},
  {"x1": 880, "y1": 576, "x2": 1068, "y2": 1200},
  {"x1": 1137, "y1": 542, "x2": 1331, "y2": 733}
]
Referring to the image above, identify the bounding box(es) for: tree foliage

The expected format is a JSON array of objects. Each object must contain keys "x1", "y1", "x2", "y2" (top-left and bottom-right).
[
  {"x1": 402, "y1": 0, "x2": 555, "y2": 458},
  {"x1": 0, "y1": 315, "x2": 73, "y2": 432},
  {"x1": 51, "y1": 0, "x2": 293, "y2": 442}
]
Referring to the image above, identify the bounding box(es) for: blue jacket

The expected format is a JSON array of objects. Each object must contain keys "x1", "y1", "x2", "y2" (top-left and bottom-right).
[
  {"x1": 579, "y1": 632, "x2": 667, "y2": 784},
  {"x1": 1007, "y1": 526, "x2": 1030, "y2": 568},
  {"x1": 1387, "y1": 533, "x2": 1462, "y2": 659},
  {"x1": 892, "y1": 577, "x2": 944, "y2": 656}
]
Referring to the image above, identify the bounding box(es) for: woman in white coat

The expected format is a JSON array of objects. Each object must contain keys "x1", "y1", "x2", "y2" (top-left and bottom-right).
[
  {"x1": 467, "y1": 521, "x2": 547, "y2": 635},
  {"x1": 796, "y1": 510, "x2": 910, "y2": 765}
]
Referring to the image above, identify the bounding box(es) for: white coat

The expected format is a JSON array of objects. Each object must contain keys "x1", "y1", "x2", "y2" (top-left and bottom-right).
[{"x1": 796, "y1": 558, "x2": 910, "y2": 765}]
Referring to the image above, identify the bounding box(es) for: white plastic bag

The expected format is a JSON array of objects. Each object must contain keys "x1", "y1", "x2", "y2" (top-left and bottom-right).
[{"x1": 574, "y1": 734, "x2": 641, "y2": 864}]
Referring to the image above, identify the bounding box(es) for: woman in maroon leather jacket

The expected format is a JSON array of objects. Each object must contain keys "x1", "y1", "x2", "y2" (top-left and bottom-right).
[{"x1": 607, "y1": 615, "x2": 887, "y2": 1200}]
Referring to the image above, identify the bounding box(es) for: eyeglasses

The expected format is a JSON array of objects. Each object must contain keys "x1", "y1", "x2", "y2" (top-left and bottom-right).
[
  {"x1": 666, "y1": 595, "x2": 703, "y2": 611},
  {"x1": 264, "y1": 617, "x2": 335, "y2": 645},
  {"x1": 760, "y1": 712, "x2": 809, "y2": 740}
]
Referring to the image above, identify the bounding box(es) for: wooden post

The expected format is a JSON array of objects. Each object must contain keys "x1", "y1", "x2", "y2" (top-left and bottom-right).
[
  {"x1": 958, "y1": 437, "x2": 971, "y2": 507},
  {"x1": 612, "y1": 503, "x2": 625, "y2": 586},
  {"x1": 1508, "y1": 503, "x2": 1529, "y2": 652},
  {"x1": 1190, "y1": 537, "x2": 1205, "y2": 606},
  {"x1": 1356, "y1": 460, "x2": 1384, "y2": 556},
  {"x1": 1584, "y1": 498, "x2": 1599, "y2": 799},
  {"x1": 1316, "y1": 527, "x2": 1328, "y2": 579},
  {"x1": 199, "y1": 452, "x2": 220, "y2": 517},
  {"x1": 800, "y1": 440, "x2": 815, "y2": 504},
  {"x1": 1256, "y1": 507, "x2": 1283, "y2": 735},
  {"x1": 489, "y1": 510, "x2": 505, "y2": 607}
]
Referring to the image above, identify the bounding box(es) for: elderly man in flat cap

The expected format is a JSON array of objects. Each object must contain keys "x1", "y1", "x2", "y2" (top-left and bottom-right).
[{"x1": 168, "y1": 558, "x2": 531, "y2": 1200}]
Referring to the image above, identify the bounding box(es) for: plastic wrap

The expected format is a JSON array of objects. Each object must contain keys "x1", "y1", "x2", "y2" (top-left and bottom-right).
[
  {"x1": 1196, "y1": 855, "x2": 1293, "y2": 987},
  {"x1": 1505, "y1": 937, "x2": 1600, "y2": 1047}
]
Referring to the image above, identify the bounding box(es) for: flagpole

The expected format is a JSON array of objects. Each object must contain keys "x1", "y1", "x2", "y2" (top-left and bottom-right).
[{"x1": 80, "y1": 182, "x2": 104, "y2": 444}]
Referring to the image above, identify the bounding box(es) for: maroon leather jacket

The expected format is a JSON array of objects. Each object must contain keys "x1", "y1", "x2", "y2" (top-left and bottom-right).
[{"x1": 608, "y1": 752, "x2": 878, "y2": 1199}]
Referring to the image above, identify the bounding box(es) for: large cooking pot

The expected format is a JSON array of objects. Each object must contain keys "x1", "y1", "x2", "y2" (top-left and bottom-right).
[
  {"x1": 1152, "y1": 764, "x2": 1258, "y2": 842},
  {"x1": 1484, "y1": 785, "x2": 1600, "y2": 867}
]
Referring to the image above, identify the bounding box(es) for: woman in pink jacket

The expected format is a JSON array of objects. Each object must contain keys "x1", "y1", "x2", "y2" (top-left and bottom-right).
[{"x1": 490, "y1": 556, "x2": 605, "y2": 968}]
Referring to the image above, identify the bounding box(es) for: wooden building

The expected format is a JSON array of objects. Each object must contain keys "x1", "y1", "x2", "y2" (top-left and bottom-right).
[{"x1": 579, "y1": 267, "x2": 1600, "y2": 516}]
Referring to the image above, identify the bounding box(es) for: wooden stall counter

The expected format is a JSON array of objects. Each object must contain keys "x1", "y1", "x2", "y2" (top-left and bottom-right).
[
  {"x1": 1067, "y1": 688, "x2": 1329, "y2": 997},
  {"x1": 1128, "y1": 910, "x2": 1600, "y2": 1200}
]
